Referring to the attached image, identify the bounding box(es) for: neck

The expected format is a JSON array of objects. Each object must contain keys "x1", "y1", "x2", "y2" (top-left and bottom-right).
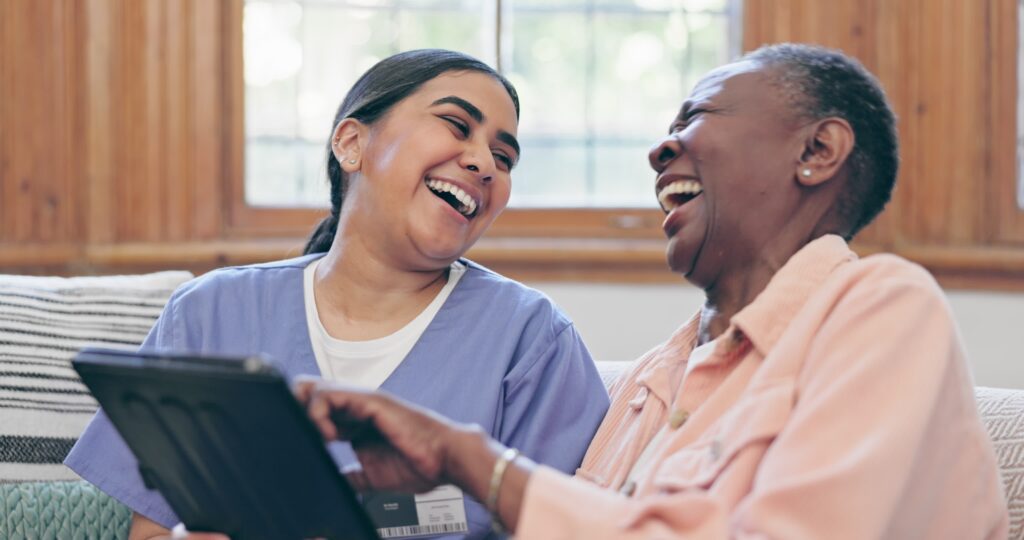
[
  {"x1": 313, "y1": 225, "x2": 449, "y2": 338},
  {"x1": 697, "y1": 228, "x2": 823, "y2": 344},
  {"x1": 698, "y1": 264, "x2": 774, "y2": 345}
]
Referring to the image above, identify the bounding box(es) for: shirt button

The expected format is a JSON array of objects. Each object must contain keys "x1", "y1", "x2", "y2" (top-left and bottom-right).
[
  {"x1": 709, "y1": 439, "x2": 723, "y2": 461},
  {"x1": 620, "y1": 480, "x2": 637, "y2": 497},
  {"x1": 668, "y1": 408, "x2": 690, "y2": 429}
]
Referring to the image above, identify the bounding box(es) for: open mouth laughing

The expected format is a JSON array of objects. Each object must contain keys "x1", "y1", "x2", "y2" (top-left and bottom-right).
[
  {"x1": 657, "y1": 178, "x2": 703, "y2": 212},
  {"x1": 425, "y1": 177, "x2": 479, "y2": 218}
]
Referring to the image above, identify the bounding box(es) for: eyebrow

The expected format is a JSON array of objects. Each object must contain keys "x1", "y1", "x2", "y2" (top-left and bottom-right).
[
  {"x1": 432, "y1": 96, "x2": 483, "y2": 122},
  {"x1": 678, "y1": 100, "x2": 693, "y2": 118},
  {"x1": 431, "y1": 95, "x2": 521, "y2": 159}
]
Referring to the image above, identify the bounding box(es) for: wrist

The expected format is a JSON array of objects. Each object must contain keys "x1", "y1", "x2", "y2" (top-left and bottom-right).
[{"x1": 441, "y1": 424, "x2": 495, "y2": 502}]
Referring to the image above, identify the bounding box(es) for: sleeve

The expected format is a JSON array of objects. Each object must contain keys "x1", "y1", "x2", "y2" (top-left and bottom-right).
[
  {"x1": 63, "y1": 292, "x2": 185, "y2": 528},
  {"x1": 499, "y1": 322, "x2": 610, "y2": 474},
  {"x1": 516, "y1": 269, "x2": 996, "y2": 539}
]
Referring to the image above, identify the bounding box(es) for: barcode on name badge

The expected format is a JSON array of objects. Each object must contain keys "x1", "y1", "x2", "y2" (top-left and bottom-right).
[{"x1": 377, "y1": 522, "x2": 469, "y2": 538}]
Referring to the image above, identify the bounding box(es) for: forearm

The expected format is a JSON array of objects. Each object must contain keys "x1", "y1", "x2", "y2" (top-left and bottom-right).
[{"x1": 443, "y1": 426, "x2": 536, "y2": 533}]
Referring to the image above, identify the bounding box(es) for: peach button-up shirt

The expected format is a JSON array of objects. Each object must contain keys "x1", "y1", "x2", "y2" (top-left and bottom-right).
[{"x1": 518, "y1": 235, "x2": 1008, "y2": 539}]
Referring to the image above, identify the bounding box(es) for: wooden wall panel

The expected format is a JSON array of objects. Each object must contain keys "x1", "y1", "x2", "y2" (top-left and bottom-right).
[
  {"x1": 867, "y1": 0, "x2": 915, "y2": 249},
  {"x1": 0, "y1": 1, "x2": 81, "y2": 246},
  {"x1": 2, "y1": 0, "x2": 236, "y2": 273},
  {"x1": 163, "y1": 0, "x2": 190, "y2": 241},
  {"x1": 103, "y1": 0, "x2": 224, "y2": 243},
  {"x1": 911, "y1": 0, "x2": 987, "y2": 244},
  {"x1": 991, "y1": 0, "x2": 1024, "y2": 243},
  {"x1": 191, "y1": 0, "x2": 225, "y2": 241},
  {"x1": 84, "y1": 0, "x2": 117, "y2": 246},
  {"x1": 117, "y1": 0, "x2": 152, "y2": 241}
]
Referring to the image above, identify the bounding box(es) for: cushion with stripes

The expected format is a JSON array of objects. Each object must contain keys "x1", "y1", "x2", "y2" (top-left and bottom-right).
[{"x1": 0, "y1": 271, "x2": 192, "y2": 482}]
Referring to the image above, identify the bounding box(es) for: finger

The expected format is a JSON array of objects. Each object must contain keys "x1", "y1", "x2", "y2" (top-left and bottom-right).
[
  {"x1": 344, "y1": 468, "x2": 370, "y2": 492},
  {"x1": 307, "y1": 394, "x2": 339, "y2": 440},
  {"x1": 291, "y1": 376, "x2": 321, "y2": 405}
]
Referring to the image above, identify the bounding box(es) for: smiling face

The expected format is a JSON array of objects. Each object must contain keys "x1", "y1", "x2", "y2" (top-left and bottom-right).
[
  {"x1": 337, "y1": 71, "x2": 520, "y2": 270},
  {"x1": 650, "y1": 61, "x2": 814, "y2": 288}
]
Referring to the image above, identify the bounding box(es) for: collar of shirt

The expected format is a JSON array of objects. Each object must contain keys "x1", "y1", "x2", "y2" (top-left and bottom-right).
[
  {"x1": 633, "y1": 312, "x2": 700, "y2": 409},
  {"x1": 731, "y1": 234, "x2": 857, "y2": 357},
  {"x1": 632, "y1": 235, "x2": 855, "y2": 407}
]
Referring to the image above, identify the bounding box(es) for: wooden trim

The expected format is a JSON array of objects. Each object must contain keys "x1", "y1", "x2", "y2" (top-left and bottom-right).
[
  {"x1": 0, "y1": 245, "x2": 82, "y2": 270},
  {"x1": 4, "y1": 238, "x2": 1024, "y2": 291},
  {"x1": 225, "y1": 204, "x2": 666, "y2": 240}
]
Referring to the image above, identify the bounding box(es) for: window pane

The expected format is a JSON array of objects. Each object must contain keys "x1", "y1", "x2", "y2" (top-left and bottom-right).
[
  {"x1": 243, "y1": 0, "x2": 740, "y2": 209},
  {"x1": 504, "y1": 0, "x2": 737, "y2": 207},
  {"x1": 511, "y1": 140, "x2": 589, "y2": 206},
  {"x1": 244, "y1": 0, "x2": 492, "y2": 208}
]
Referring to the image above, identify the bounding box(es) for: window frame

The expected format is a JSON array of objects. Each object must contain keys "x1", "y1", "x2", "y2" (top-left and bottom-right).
[{"x1": 223, "y1": 0, "x2": 721, "y2": 278}]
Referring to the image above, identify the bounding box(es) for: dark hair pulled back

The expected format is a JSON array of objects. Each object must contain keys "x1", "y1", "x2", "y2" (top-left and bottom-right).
[{"x1": 303, "y1": 49, "x2": 520, "y2": 254}]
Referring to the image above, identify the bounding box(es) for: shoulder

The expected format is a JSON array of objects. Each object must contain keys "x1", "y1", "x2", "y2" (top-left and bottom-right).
[
  {"x1": 458, "y1": 258, "x2": 573, "y2": 330},
  {"x1": 805, "y1": 251, "x2": 958, "y2": 354},
  {"x1": 829, "y1": 252, "x2": 945, "y2": 308},
  {"x1": 169, "y1": 254, "x2": 320, "y2": 307}
]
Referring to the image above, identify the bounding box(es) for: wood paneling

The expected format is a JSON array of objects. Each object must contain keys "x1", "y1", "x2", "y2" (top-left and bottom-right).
[
  {"x1": 3, "y1": 0, "x2": 233, "y2": 269},
  {"x1": 991, "y1": 0, "x2": 1024, "y2": 243},
  {"x1": 2, "y1": 0, "x2": 1024, "y2": 288},
  {"x1": 0, "y1": 1, "x2": 81, "y2": 246}
]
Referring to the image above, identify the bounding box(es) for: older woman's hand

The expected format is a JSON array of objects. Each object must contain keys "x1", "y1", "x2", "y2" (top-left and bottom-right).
[{"x1": 293, "y1": 377, "x2": 489, "y2": 496}]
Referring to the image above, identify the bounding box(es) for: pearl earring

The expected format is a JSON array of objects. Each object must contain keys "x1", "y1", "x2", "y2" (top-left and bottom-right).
[
  {"x1": 348, "y1": 159, "x2": 357, "y2": 164},
  {"x1": 801, "y1": 168, "x2": 812, "y2": 177}
]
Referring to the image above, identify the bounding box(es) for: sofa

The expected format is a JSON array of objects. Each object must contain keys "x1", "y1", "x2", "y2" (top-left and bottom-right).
[{"x1": 1, "y1": 272, "x2": 1022, "y2": 539}]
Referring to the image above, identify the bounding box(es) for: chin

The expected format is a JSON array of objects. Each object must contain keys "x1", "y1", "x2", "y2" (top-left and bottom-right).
[
  {"x1": 417, "y1": 241, "x2": 470, "y2": 266},
  {"x1": 665, "y1": 237, "x2": 694, "y2": 273},
  {"x1": 667, "y1": 239, "x2": 711, "y2": 289}
]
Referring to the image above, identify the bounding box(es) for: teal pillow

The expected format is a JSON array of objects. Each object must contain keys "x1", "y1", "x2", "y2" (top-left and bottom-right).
[{"x1": 0, "y1": 480, "x2": 131, "y2": 540}]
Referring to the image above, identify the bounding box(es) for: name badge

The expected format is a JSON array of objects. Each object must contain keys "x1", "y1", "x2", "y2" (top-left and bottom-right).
[{"x1": 362, "y1": 484, "x2": 469, "y2": 538}]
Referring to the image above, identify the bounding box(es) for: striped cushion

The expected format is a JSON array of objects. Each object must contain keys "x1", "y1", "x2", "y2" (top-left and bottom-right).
[{"x1": 0, "y1": 272, "x2": 192, "y2": 482}]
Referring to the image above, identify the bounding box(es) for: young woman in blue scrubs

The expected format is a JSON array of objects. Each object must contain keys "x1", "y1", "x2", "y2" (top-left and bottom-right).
[{"x1": 65, "y1": 49, "x2": 610, "y2": 540}]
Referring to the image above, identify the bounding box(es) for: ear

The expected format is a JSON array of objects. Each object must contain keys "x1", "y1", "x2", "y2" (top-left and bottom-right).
[
  {"x1": 795, "y1": 117, "x2": 855, "y2": 187},
  {"x1": 331, "y1": 118, "x2": 368, "y2": 173}
]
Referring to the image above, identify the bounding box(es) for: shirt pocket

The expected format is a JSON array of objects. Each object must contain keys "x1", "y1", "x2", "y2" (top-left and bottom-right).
[{"x1": 651, "y1": 378, "x2": 795, "y2": 492}]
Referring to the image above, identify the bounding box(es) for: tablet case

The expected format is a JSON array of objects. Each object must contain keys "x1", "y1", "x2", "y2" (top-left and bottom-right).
[{"x1": 72, "y1": 347, "x2": 380, "y2": 540}]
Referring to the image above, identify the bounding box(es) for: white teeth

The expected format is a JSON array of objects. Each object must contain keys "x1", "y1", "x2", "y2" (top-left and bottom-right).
[
  {"x1": 657, "y1": 180, "x2": 703, "y2": 211},
  {"x1": 426, "y1": 178, "x2": 478, "y2": 216}
]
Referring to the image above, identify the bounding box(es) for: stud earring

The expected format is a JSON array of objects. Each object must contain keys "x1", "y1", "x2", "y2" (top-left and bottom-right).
[
  {"x1": 348, "y1": 159, "x2": 357, "y2": 165},
  {"x1": 801, "y1": 168, "x2": 812, "y2": 177}
]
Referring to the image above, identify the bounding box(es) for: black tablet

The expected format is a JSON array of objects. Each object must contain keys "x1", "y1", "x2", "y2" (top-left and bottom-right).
[{"x1": 72, "y1": 347, "x2": 380, "y2": 540}]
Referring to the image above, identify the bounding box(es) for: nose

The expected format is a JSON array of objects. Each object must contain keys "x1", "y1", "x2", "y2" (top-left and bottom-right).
[
  {"x1": 648, "y1": 134, "x2": 683, "y2": 173},
  {"x1": 460, "y1": 140, "x2": 495, "y2": 183}
]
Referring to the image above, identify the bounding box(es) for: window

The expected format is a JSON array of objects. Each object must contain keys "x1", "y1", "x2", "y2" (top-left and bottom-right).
[{"x1": 243, "y1": 0, "x2": 742, "y2": 210}]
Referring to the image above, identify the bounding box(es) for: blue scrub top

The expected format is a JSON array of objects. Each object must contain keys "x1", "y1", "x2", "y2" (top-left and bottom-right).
[{"x1": 65, "y1": 255, "x2": 610, "y2": 539}]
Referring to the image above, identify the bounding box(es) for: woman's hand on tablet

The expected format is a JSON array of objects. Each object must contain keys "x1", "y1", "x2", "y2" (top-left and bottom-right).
[{"x1": 293, "y1": 377, "x2": 495, "y2": 502}]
